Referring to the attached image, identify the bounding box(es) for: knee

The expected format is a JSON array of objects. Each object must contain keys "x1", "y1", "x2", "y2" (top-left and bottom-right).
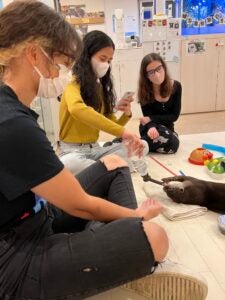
[
  {"x1": 142, "y1": 221, "x2": 169, "y2": 262},
  {"x1": 157, "y1": 135, "x2": 180, "y2": 154},
  {"x1": 171, "y1": 136, "x2": 180, "y2": 153},
  {"x1": 59, "y1": 152, "x2": 78, "y2": 174},
  {"x1": 59, "y1": 153, "x2": 94, "y2": 175},
  {"x1": 100, "y1": 154, "x2": 128, "y2": 171}
]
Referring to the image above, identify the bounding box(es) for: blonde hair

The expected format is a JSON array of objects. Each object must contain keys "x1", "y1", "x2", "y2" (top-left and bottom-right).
[
  {"x1": 0, "y1": 38, "x2": 50, "y2": 65},
  {"x1": 0, "y1": 0, "x2": 81, "y2": 78}
]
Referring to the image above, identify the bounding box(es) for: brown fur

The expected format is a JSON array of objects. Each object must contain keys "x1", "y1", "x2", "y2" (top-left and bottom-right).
[{"x1": 162, "y1": 176, "x2": 225, "y2": 213}]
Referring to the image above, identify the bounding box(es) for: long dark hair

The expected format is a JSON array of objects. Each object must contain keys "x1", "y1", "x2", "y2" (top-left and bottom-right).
[
  {"x1": 73, "y1": 30, "x2": 116, "y2": 114},
  {"x1": 138, "y1": 53, "x2": 172, "y2": 106}
]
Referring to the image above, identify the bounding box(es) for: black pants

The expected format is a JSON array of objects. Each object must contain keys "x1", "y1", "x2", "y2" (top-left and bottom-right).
[
  {"x1": 140, "y1": 124, "x2": 180, "y2": 154},
  {"x1": 0, "y1": 161, "x2": 155, "y2": 300}
]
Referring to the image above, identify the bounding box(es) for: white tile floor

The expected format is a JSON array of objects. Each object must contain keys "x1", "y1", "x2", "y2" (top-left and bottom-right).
[
  {"x1": 89, "y1": 130, "x2": 225, "y2": 300},
  {"x1": 99, "y1": 111, "x2": 225, "y2": 141},
  {"x1": 135, "y1": 132, "x2": 225, "y2": 300}
]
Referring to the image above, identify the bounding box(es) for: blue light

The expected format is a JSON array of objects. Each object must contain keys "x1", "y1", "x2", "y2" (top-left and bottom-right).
[{"x1": 182, "y1": 0, "x2": 225, "y2": 35}]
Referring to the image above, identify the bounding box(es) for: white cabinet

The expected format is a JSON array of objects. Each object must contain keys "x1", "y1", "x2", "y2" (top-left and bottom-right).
[
  {"x1": 216, "y1": 38, "x2": 225, "y2": 111},
  {"x1": 111, "y1": 61, "x2": 121, "y2": 100},
  {"x1": 112, "y1": 48, "x2": 144, "y2": 117},
  {"x1": 119, "y1": 60, "x2": 140, "y2": 95},
  {"x1": 31, "y1": 97, "x2": 59, "y2": 146},
  {"x1": 112, "y1": 48, "x2": 143, "y2": 97},
  {"x1": 180, "y1": 36, "x2": 225, "y2": 114}
]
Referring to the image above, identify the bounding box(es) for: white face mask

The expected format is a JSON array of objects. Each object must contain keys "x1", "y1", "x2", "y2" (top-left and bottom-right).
[
  {"x1": 34, "y1": 64, "x2": 71, "y2": 99},
  {"x1": 91, "y1": 57, "x2": 110, "y2": 78}
]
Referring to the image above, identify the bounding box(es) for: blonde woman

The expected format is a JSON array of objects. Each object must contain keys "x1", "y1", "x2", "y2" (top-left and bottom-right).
[{"x1": 0, "y1": 1, "x2": 169, "y2": 299}]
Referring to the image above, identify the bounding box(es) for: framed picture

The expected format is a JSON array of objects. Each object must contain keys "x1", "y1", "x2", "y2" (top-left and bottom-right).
[
  {"x1": 186, "y1": 40, "x2": 206, "y2": 55},
  {"x1": 61, "y1": 4, "x2": 105, "y2": 25}
]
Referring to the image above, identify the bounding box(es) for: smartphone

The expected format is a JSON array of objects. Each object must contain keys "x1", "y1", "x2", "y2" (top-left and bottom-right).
[{"x1": 122, "y1": 91, "x2": 135, "y2": 100}]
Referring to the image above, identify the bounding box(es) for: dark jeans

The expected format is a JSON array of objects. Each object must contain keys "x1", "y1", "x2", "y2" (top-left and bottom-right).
[
  {"x1": 140, "y1": 124, "x2": 180, "y2": 154},
  {"x1": 0, "y1": 161, "x2": 156, "y2": 300}
]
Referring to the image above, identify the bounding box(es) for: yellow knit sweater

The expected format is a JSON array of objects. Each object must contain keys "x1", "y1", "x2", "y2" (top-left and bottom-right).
[{"x1": 59, "y1": 80, "x2": 130, "y2": 143}]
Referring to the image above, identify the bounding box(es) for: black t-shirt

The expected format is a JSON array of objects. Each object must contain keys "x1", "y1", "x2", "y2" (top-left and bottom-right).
[
  {"x1": 0, "y1": 85, "x2": 64, "y2": 231},
  {"x1": 140, "y1": 80, "x2": 182, "y2": 132}
]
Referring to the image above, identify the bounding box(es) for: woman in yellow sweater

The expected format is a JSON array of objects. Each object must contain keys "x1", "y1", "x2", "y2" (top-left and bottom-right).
[{"x1": 59, "y1": 30, "x2": 150, "y2": 177}]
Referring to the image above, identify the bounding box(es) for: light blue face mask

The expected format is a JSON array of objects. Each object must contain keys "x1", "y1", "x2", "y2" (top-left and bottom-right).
[{"x1": 34, "y1": 49, "x2": 72, "y2": 99}]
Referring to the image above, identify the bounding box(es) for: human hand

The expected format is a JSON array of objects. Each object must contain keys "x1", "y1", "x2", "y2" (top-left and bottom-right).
[
  {"x1": 136, "y1": 198, "x2": 163, "y2": 220},
  {"x1": 140, "y1": 116, "x2": 151, "y2": 126},
  {"x1": 115, "y1": 97, "x2": 133, "y2": 116},
  {"x1": 121, "y1": 129, "x2": 145, "y2": 158},
  {"x1": 147, "y1": 127, "x2": 159, "y2": 139}
]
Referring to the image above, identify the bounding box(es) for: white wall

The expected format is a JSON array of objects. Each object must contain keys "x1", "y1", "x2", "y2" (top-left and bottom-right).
[
  {"x1": 2, "y1": 0, "x2": 140, "y2": 37},
  {"x1": 60, "y1": 0, "x2": 140, "y2": 39},
  {"x1": 104, "y1": 0, "x2": 139, "y2": 40},
  {"x1": 40, "y1": 0, "x2": 55, "y2": 8}
]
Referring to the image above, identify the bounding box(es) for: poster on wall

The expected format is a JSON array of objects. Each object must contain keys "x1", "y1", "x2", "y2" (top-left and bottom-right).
[
  {"x1": 167, "y1": 18, "x2": 181, "y2": 38},
  {"x1": 61, "y1": 4, "x2": 105, "y2": 37},
  {"x1": 142, "y1": 18, "x2": 167, "y2": 42},
  {"x1": 186, "y1": 40, "x2": 206, "y2": 55},
  {"x1": 125, "y1": 15, "x2": 137, "y2": 35},
  {"x1": 154, "y1": 40, "x2": 180, "y2": 62},
  {"x1": 155, "y1": 0, "x2": 165, "y2": 15},
  {"x1": 142, "y1": 18, "x2": 181, "y2": 42},
  {"x1": 61, "y1": 4, "x2": 105, "y2": 24}
]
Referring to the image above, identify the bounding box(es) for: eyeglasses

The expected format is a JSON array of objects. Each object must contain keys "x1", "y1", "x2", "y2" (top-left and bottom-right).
[
  {"x1": 41, "y1": 48, "x2": 61, "y2": 71},
  {"x1": 146, "y1": 65, "x2": 164, "y2": 77}
]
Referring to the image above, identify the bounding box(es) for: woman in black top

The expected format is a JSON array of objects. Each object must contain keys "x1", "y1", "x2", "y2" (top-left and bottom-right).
[
  {"x1": 138, "y1": 53, "x2": 182, "y2": 154},
  {"x1": 0, "y1": 2, "x2": 168, "y2": 299}
]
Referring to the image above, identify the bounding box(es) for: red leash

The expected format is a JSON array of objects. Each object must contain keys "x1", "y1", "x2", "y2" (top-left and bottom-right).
[{"x1": 149, "y1": 156, "x2": 177, "y2": 176}]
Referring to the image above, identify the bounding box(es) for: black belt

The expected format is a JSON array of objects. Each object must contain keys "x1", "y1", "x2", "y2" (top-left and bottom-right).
[{"x1": 0, "y1": 206, "x2": 46, "y2": 236}]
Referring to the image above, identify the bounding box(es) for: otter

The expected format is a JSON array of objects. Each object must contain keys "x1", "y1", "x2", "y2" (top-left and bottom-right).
[{"x1": 162, "y1": 176, "x2": 225, "y2": 213}]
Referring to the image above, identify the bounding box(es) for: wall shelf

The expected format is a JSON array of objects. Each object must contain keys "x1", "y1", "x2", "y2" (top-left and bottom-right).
[{"x1": 66, "y1": 17, "x2": 104, "y2": 25}]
